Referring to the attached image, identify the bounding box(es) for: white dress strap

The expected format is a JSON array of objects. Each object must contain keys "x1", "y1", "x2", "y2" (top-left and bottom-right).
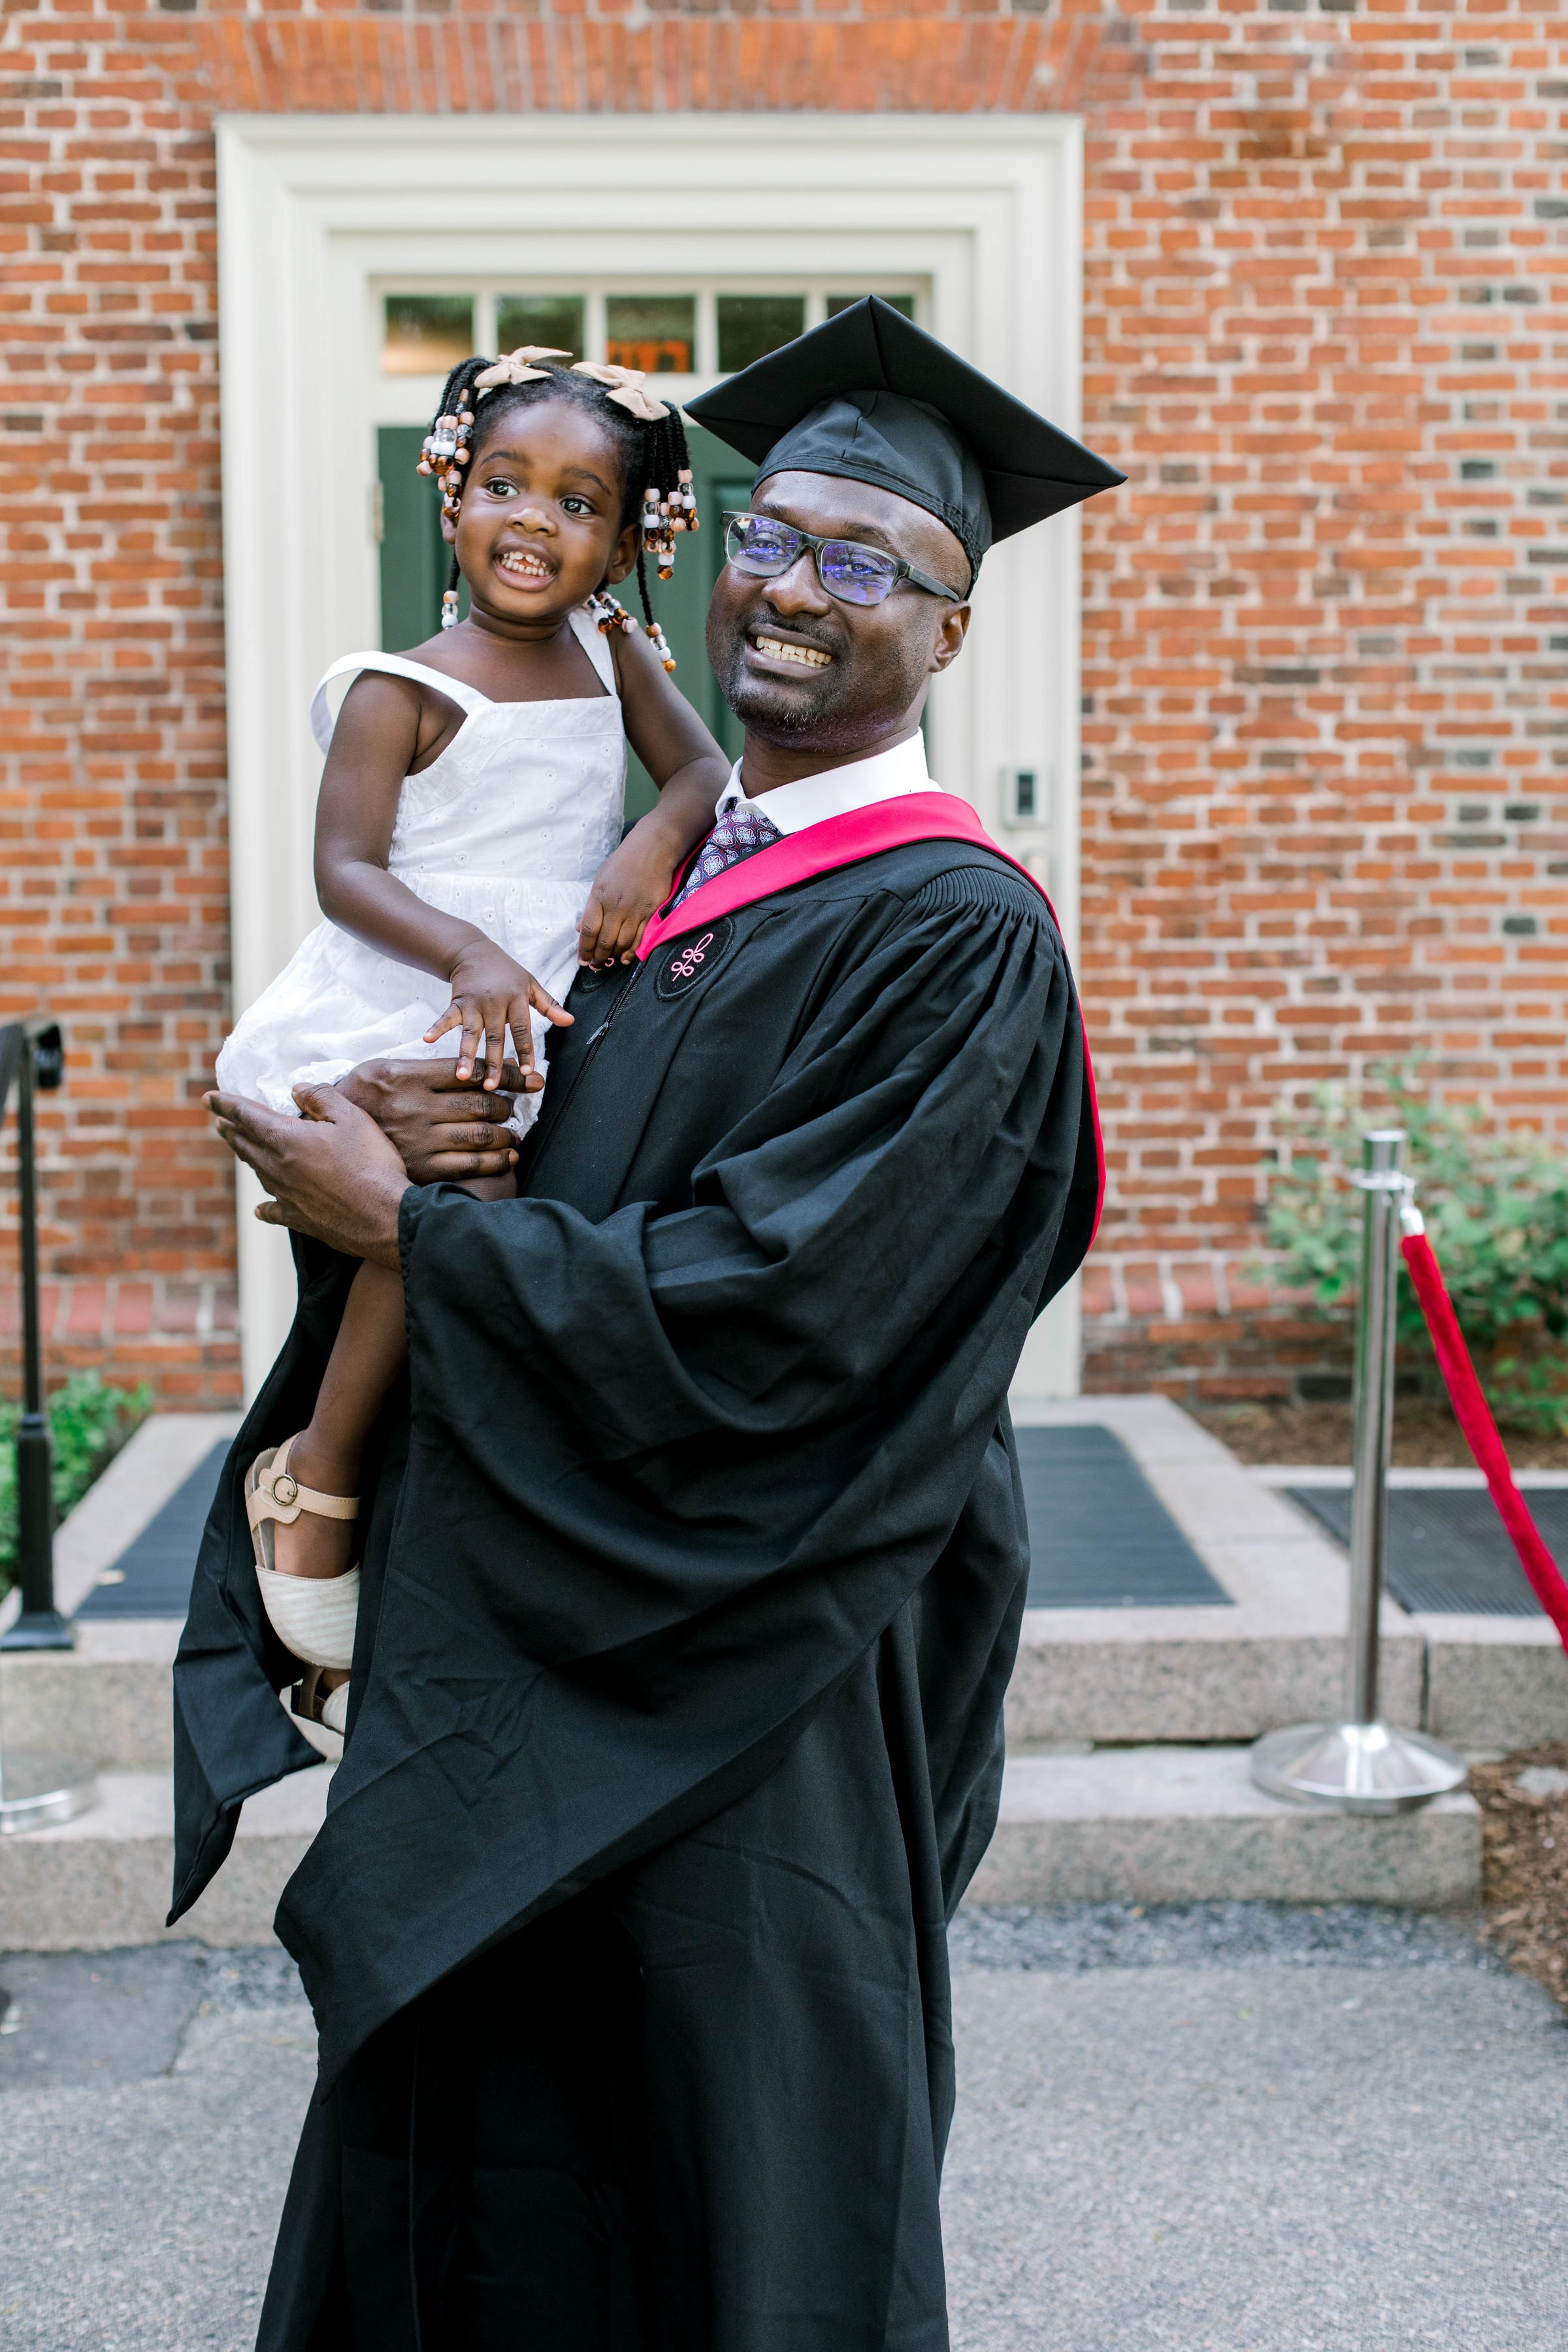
[
  {"x1": 569, "y1": 606, "x2": 619, "y2": 698},
  {"x1": 310, "y1": 652, "x2": 494, "y2": 754}
]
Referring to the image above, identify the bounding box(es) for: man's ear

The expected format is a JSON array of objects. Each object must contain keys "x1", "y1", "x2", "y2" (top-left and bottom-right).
[
  {"x1": 605, "y1": 524, "x2": 641, "y2": 587},
  {"x1": 928, "y1": 602, "x2": 972, "y2": 676}
]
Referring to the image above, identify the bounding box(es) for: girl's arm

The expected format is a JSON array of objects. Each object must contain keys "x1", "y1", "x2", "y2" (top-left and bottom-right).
[
  {"x1": 315, "y1": 672, "x2": 570, "y2": 1091},
  {"x1": 577, "y1": 624, "x2": 732, "y2": 966}
]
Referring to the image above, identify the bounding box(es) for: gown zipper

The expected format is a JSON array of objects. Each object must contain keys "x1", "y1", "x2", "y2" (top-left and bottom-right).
[{"x1": 525, "y1": 959, "x2": 645, "y2": 1184}]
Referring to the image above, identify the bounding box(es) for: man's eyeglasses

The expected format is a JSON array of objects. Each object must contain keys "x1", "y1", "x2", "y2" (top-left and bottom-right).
[{"x1": 723, "y1": 512, "x2": 965, "y2": 608}]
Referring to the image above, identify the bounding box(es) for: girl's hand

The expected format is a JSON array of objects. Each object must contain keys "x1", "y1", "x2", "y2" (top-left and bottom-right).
[
  {"x1": 578, "y1": 821, "x2": 687, "y2": 967},
  {"x1": 424, "y1": 942, "x2": 572, "y2": 1090}
]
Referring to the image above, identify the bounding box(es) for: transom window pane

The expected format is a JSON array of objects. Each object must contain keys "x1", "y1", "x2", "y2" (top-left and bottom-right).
[
  {"x1": 717, "y1": 295, "x2": 806, "y2": 374},
  {"x1": 606, "y1": 296, "x2": 696, "y2": 374},
  {"x1": 495, "y1": 295, "x2": 585, "y2": 362},
  {"x1": 380, "y1": 289, "x2": 921, "y2": 380},
  {"x1": 826, "y1": 293, "x2": 915, "y2": 321},
  {"x1": 383, "y1": 295, "x2": 474, "y2": 376}
]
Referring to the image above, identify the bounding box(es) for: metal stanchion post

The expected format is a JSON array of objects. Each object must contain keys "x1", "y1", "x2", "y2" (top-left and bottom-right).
[
  {"x1": 0, "y1": 1020, "x2": 96, "y2": 1830},
  {"x1": 3, "y1": 1022, "x2": 71, "y2": 1652},
  {"x1": 1250, "y1": 1129, "x2": 1468, "y2": 1814}
]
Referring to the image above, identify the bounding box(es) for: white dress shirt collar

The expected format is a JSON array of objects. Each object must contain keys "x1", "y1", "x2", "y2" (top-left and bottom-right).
[{"x1": 715, "y1": 732, "x2": 930, "y2": 838}]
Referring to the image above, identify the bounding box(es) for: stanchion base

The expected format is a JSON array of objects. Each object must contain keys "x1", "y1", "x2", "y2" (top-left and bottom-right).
[
  {"x1": 0, "y1": 1753, "x2": 97, "y2": 1834},
  {"x1": 1250, "y1": 1720, "x2": 1469, "y2": 1816},
  {"x1": 0, "y1": 1609, "x2": 76, "y2": 1653}
]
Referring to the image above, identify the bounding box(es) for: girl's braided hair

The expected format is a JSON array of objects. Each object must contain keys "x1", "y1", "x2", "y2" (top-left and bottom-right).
[{"x1": 419, "y1": 351, "x2": 696, "y2": 664}]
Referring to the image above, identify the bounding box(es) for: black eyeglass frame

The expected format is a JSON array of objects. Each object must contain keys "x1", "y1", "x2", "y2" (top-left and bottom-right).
[{"x1": 723, "y1": 512, "x2": 966, "y2": 606}]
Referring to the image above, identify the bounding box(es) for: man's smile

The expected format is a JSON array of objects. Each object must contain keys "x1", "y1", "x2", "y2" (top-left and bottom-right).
[{"x1": 748, "y1": 632, "x2": 834, "y2": 670}]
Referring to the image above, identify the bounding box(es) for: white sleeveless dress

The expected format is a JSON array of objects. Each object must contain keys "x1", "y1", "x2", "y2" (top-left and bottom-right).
[{"x1": 217, "y1": 610, "x2": 626, "y2": 1130}]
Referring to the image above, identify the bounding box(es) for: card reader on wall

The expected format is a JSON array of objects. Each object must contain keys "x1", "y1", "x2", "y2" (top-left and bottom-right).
[{"x1": 1002, "y1": 767, "x2": 1050, "y2": 826}]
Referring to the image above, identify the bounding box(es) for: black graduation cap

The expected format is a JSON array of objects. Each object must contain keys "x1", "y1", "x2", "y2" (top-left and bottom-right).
[{"x1": 683, "y1": 297, "x2": 1124, "y2": 587}]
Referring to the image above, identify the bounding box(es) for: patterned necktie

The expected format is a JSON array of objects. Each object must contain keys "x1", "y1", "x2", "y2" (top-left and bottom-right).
[{"x1": 667, "y1": 802, "x2": 782, "y2": 914}]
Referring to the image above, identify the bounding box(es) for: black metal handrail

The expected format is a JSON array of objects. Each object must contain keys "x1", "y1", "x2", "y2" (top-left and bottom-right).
[{"x1": 0, "y1": 1020, "x2": 71, "y2": 1650}]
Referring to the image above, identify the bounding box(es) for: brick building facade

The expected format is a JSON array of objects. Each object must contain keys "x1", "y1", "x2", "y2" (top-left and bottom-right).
[{"x1": 3, "y1": 0, "x2": 1565, "y2": 1407}]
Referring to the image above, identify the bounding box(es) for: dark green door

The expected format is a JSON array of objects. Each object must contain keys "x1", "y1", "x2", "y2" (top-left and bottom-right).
[
  {"x1": 378, "y1": 424, "x2": 463, "y2": 653},
  {"x1": 376, "y1": 421, "x2": 749, "y2": 822}
]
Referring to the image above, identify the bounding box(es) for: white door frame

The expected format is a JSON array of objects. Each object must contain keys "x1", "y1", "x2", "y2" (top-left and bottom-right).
[{"x1": 216, "y1": 112, "x2": 1087, "y2": 1397}]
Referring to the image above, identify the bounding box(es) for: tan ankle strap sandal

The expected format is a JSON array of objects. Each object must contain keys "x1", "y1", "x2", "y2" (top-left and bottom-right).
[
  {"x1": 247, "y1": 1435, "x2": 360, "y2": 1543},
  {"x1": 247, "y1": 1435, "x2": 362, "y2": 1678}
]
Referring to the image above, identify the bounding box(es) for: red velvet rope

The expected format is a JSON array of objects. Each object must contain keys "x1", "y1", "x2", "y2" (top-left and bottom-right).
[{"x1": 1399, "y1": 1230, "x2": 1568, "y2": 1650}]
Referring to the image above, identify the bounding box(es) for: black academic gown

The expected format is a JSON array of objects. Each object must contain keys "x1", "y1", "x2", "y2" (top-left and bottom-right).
[{"x1": 171, "y1": 834, "x2": 1100, "y2": 2352}]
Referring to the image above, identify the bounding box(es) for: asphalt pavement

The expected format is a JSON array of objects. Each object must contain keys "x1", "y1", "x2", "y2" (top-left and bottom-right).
[
  {"x1": 1, "y1": 1908, "x2": 1563, "y2": 2351},
  {"x1": 945, "y1": 1906, "x2": 1568, "y2": 2351}
]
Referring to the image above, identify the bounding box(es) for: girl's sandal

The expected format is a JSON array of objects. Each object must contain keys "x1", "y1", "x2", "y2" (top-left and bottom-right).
[
  {"x1": 246, "y1": 1434, "x2": 361, "y2": 1680},
  {"x1": 292, "y1": 1663, "x2": 350, "y2": 1738}
]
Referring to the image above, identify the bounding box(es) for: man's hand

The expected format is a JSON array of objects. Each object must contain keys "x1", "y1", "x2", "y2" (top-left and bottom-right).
[
  {"x1": 336, "y1": 1058, "x2": 524, "y2": 1185},
  {"x1": 206, "y1": 1084, "x2": 412, "y2": 1269}
]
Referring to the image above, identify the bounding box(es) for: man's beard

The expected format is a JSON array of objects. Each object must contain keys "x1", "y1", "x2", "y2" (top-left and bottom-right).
[
  {"x1": 715, "y1": 653, "x2": 843, "y2": 740},
  {"x1": 708, "y1": 608, "x2": 932, "y2": 753}
]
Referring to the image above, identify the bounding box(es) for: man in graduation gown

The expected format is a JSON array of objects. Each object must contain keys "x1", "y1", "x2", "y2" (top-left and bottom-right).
[{"x1": 180, "y1": 299, "x2": 1122, "y2": 2351}]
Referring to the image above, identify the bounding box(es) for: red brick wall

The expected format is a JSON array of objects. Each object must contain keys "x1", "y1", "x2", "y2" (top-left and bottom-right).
[
  {"x1": 1, "y1": 8, "x2": 234, "y2": 1402},
  {"x1": 1077, "y1": 0, "x2": 1568, "y2": 1399},
  {"x1": 2, "y1": 0, "x2": 1564, "y2": 1406}
]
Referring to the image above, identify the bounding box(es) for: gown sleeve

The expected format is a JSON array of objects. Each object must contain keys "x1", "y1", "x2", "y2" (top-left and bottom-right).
[{"x1": 395, "y1": 867, "x2": 1092, "y2": 1667}]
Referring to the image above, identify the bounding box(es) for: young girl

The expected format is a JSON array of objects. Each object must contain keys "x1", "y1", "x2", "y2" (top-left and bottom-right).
[{"x1": 216, "y1": 349, "x2": 730, "y2": 1736}]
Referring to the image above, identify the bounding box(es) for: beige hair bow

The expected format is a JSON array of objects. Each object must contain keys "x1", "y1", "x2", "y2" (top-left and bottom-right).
[
  {"x1": 571, "y1": 361, "x2": 670, "y2": 423},
  {"x1": 472, "y1": 346, "x2": 573, "y2": 390}
]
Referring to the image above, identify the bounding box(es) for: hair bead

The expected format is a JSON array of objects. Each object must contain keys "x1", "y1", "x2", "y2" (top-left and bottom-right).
[{"x1": 587, "y1": 589, "x2": 637, "y2": 638}]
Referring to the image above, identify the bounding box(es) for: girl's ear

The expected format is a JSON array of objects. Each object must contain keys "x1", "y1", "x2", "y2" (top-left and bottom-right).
[
  {"x1": 440, "y1": 510, "x2": 459, "y2": 547},
  {"x1": 604, "y1": 523, "x2": 640, "y2": 587}
]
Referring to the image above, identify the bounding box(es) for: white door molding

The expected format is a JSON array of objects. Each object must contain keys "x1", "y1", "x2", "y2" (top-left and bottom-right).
[{"x1": 216, "y1": 112, "x2": 1086, "y2": 1396}]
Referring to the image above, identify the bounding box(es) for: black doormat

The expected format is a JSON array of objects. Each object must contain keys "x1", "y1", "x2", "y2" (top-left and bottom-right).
[
  {"x1": 69, "y1": 1427, "x2": 1239, "y2": 1618},
  {"x1": 1285, "y1": 1485, "x2": 1568, "y2": 1618},
  {"x1": 1017, "y1": 1425, "x2": 1231, "y2": 1609},
  {"x1": 74, "y1": 1441, "x2": 229, "y2": 1620}
]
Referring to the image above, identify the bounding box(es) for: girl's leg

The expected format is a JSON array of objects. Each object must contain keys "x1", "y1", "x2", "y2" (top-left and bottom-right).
[
  {"x1": 272, "y1": 1260, "x2": 408, "y2": 1582},
  {"x1": 269, "y1": 1169, "x2": 510, "y2": 1583}
]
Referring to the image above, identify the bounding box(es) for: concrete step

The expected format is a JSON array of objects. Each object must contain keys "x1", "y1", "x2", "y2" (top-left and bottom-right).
[
  {"x1": 9, "y1": 1399, "x2": 1568, "y2": 1776},
  {"x1": 1009, "y1": 1399, "x2": 1568, "y2": 1750},
  {"x1": 0, "y1": 1403, "x2": 1509, "y2": 1950},
  {"x1": 6, "y1": 1393, "x2": 1563, "y2": 1911},
  {"x1": 0, "y1": 1766, "x2": 330, "y2": 1951},
  {"x1": 968, "y1": 1746, "x2": 1480, "y2": 1910},
  {"x1": 3, "y1": 1623, "x2": 176, "y2": 1772},
  {"x1": 1255, "y1": 1464, "x2": 1568, "y2": 1751},
  {"x1": 21, "y1": 1595, "x2": 1555, "y2": 1774},
  {"x1": 1, "y1": 1414, "x2": 233, "y2": 1773},
  {"x1": 0, "y1": 1745, "x2": 1477, "y2": 1952},
  {"x1": 1007, "y1": 1399, "x2": 1425, "y2": 1744}
]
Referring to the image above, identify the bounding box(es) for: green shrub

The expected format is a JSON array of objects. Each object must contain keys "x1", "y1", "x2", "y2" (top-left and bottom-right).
[
  {"x1": 0, "y1": 1372, "x2": 152, "y2": 1592},
  {"x1": 1264, "y1": 1068, "x2": 1568, "y2": 1435}
]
